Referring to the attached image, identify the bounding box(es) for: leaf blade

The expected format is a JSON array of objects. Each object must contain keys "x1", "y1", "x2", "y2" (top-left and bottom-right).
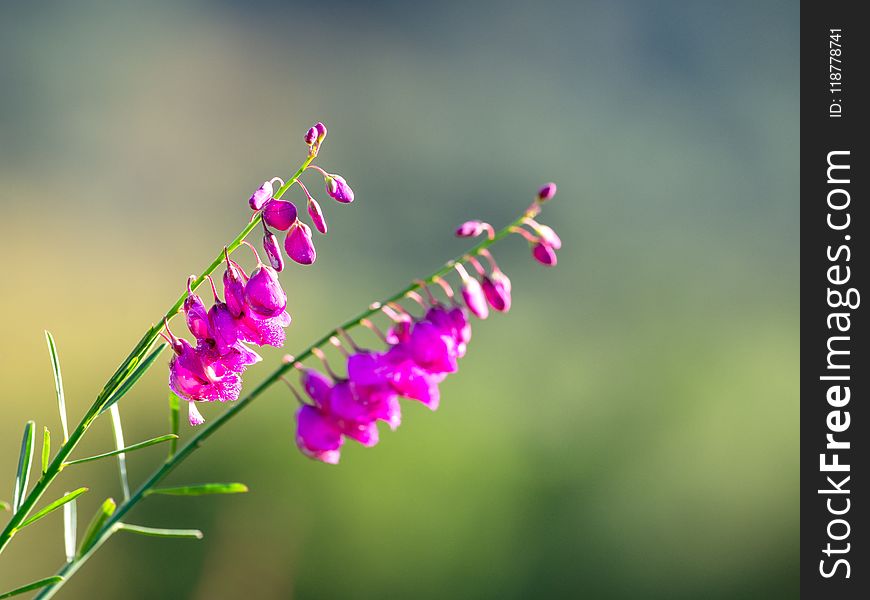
[
  {"x1": 45, "y1": 331, "x2": 69, "y2": 442},
  {"x1": 99, "y1": 343, "x2": 167, "y2": 414},
  {"x1": 63, "y1": 494, "x2": 77, "y2": 562},
  {"x1": 64, "y1": 434, "x2": 178, "y2": 466},
  {"x1": 145, "y1": 483, "x2": 249, "y2": 497},
  {"x1": 12, "y1": 421, "x2": 36, "y2": 512},
  {"x1": 78, "y1": 497, "x2": 116, "y2": 557},
  {"x1": 18, "y1": 488, "x2": 88, "y2": 529},
  {"x1": 115, "y1": 523, "x2": 203, "y2": 539},
  {"x1": 168, "y1": 392, "x2": 180, "y2": 457},
  {"x1": 108, "y1": 404, "x2": 130, "y2": 501},
  {"x1": 41, "y1": 427, "x2": 50, "y2": 474},
  {"x1": 0, "y1": 576, "x2": 65, "y2": 599}
]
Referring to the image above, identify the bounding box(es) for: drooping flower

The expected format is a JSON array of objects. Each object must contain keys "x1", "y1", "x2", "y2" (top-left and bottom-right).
[
  {"x1": 262, "y1": 199, "x2": 298, "y2": 231},
  {"x1": 223, "y1": 257, "x2": 248, "y2": 318},
  {"x1": 285, "y1": 220, "x2": 316, "y2": 265},
  {"x1": 456, "y1": 265, "x2": 489, "y2": 319},
  {"x1": 531, "y1": 242, "x2": 557, "y2": 266},
  {"x1": 307, "y1": 198, "x2": 327, "y2": 234},
  {"x1": 481, "y1": 269, "x2": 511, "y2": 312},
  {"x1": 296, "y1": 404, "x2": 343, "y2": 464},
  {"x1": 325, "y1": 175, "x2": 354, "y2": 204},
  {"x1": 245, "y1": 263, "x2": 287, "y2": 319},
  {"x1": 249, "y1": 181, "x2": 274, "y2": 211},
  {"x1": 167, "y1": 337, "x2": 242, "y2": 406},
  {"x1": 262, "y1": 230, "x2": 284, "y2": 272}
]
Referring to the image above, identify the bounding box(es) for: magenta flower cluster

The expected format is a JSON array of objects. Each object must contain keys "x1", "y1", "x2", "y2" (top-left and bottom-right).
[
  {"x1": 249, "y1": 122, "x2": 354, "y2": 268},
  {"x1": 295, "y1": 302, "x2": 472, "y2": 464},
  {"x1": 294, "y1": 183, "x2": 560, "y2": 463},
  {"x1": 166, "y1": 248, "x2": 291, "y2": 426}
]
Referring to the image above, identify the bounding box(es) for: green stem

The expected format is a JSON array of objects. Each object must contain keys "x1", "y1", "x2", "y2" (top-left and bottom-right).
[
  {"x1": 0, "y1": 154, "x2": 316, "y2": 557},
  {"x1": 32, "y1": 205, "x2": 534, "y2": 599}
]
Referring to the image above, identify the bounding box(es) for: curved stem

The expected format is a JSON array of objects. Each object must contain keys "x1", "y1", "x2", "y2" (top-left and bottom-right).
[
  {"x1": 33, "y1": 202, "x2": 538, "y2": 599},
  {"x1": 0, "y1": 153, "x2": 316, "y2": 557}
]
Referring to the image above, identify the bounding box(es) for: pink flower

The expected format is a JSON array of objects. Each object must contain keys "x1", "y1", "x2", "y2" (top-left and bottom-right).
[
  {"x1": 245, "y1": 263, "x2": 287, "y2": 319},
  {"x1": 249, "y1": 181, "x2": 273, "y2": 211},
  {"x1": 531, "y1": 242, "x2": 557, "y2": 266},
  {"x1": 262, "y1": 200, "x2": 298, "y2": 231},
  {"x1": 325, "y1": 175, "x2": 354, "y2": 204},
  {"x1": 481, "y1": 269, "x2": 511, "y2": 312},
  {"x1": 537, "y1": 182, "x2": 557, "y2": 202},
  {"x1": 455, "y1": 220, "x2": 491, "y2": 238},
  {"x1": 285, "y1": 220, "x2": 316, "y2": 265},
  {"x1": 307, "y1": 198, "x2": 328, "y2": 234},
  {"x1": 262, "y1": 231, "x2": 284, "y2": 272},
  {"x1": 296, "y1": 404, "x2": 343, "y2": 464}
]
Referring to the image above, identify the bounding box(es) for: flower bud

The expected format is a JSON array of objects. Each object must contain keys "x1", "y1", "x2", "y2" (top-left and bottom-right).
[
  {"x1": 537, "y1": 182, "x2": 557, "y2": 202},
  {"x1": 531, "y1": 242, "x2": 557, "y2": 266},
  {"x1": 223, "y1": 259, "x2": 247, "y2": 318},
  {"x1": 262, "y1": 199, "x2": 298, "y2": 231},
  {"x1": 245, "y1": 264, "x2": 287, "y2": 319},
  {"x1": 455, "y1": 220, "x2": 489, "y2": 238},
  {"x1": 249, "y1": 181, "x2": 274, "y2": 211},
  {"x1": 296, "y1": 404, "x2": 343, "y2": 464},
  {"x1": 535, "y1": 224, "x2": 562, "y2": 249},
  {"x1": 304, "y1": 127, "x2": 318, "y2": 146},
  {"x1": 462, "y1": 277, "x2": 489, "y2": 319},
  {"x1": 262, "y1": 231, "x2": 284, "y2": 272},
  {"x1": 307, "y1": 197, "x2": 328, "y2": 234},
  {"x1": 314, "y1": 121, "x2": 327, "y2": 140},
  {"x1": 325, "y1": 175, "x2": 354, "y2": 203},
  {"x1": 284, "y1": 220, "x2": 317, "y2": 265},
  {"x1": 481, "y1": 269, "x2": 512, "y2": 312}
]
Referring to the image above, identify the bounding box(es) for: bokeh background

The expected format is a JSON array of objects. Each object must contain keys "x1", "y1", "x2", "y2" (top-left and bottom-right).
[{"x1": 1, "y1": 0, "x2": 798, "y2": 598}]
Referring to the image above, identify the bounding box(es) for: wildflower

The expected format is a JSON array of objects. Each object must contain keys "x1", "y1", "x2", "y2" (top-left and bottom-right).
[
  {"x1": 262, "y1": 230, "x2": 284, "y2": 272},
  {"x1": 481, "y1": 269, "x2": 511, "y2": 312},
  {"x1": 249, "y1": 181, "x2": 274, "y2": 211},
  {"x1": 296, "y1": 404, "x2": 343, "y2": 464},
  {"x1": 455, "y1": 220, "x2": 492, "y2": 238},
  {"x1": 262, "y1": 200, "x2": 298, "y2": 231},
  {"x1": 304, "y1": 127, "x2": 318, "y2": 146},
  {"x1": 307, "y1": 198, "x2": 327, "y2": 234},
  {"x1": 284, "y1": 220, "x2": 316, "y2": 265},
  {"x1": 223, "y1": 256, "x2": 248, "y2": 318},
  {"x1": 325, "y1": 174, "x2": 354, "y2": 204},
  {"x1": 455, "y1": 264, "x2": 489, "y2": 319},
  {"x1": 537, "y1": 182, "x2": 557, "y2": 202},
  {"x1": 245, "y1": 254, "x2": 287, "y2": 319},
  {"x1": 531, "y1": 242, "x2": 558, "y2": 266}
]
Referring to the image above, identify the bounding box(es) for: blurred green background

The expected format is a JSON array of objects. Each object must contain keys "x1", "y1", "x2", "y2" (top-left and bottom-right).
[{"x1": 1, "y1": 0, "x2": 798, "y2": 598}]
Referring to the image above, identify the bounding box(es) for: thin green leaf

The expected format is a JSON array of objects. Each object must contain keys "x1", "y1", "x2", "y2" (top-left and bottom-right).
[
  {"x1": 18, "y1": 488, "x2": 88, "y2": 529},
  {"x1": 168, "y1": 392, "x2": 180, "y2": 457},
  {"x1": 64, "y1": 434, "x2": 178, "y2": 466},
  {"x1": 108, "y1": 404, "x2": 130, "y2": 501},
  {"x1": 99, "y1": 343, "x2": 167, "y2": 414},
  {"x1": 0, "y1": 501, "x2": 9, "y2": 511},
  {"x1": 63, "y1": 494, "x2": 77, "y2": 562},
  {"x1": 41, "y1": 427, "x2": 50, "y2": 474},
  {"x1": 115, "y1": 523, "x2": 203, "y2": 539},
  {"x1": 78, "y1": 498, "x2": 116, "y2": 557},
  {"x1": 146, "y1": 483, "x2": 249, "y2": 497},
  {"x1": 45, "y1": 331, "x2": 69, "y2": 442},
  {"x1": 0, "y1": 576, "x2": 64, "y2": 599},
  {"x1": 12, "y1": 421, "x2": 35, "y2": 512}
]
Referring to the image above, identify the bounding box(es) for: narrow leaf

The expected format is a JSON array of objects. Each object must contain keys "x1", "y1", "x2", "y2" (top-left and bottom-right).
[
  {"x1": 0, "y1": 501, "x2": 9, "y2": 511},
  {"x1": 12, "y1": 421, "x2": 36, "y2": 512},
  {"x1": 41, "y1": 427, "x2": 50, "y2": 474},
  {"x1": 64, "y1": 434, "x2": 178, "y2": 466},
  {"x1": 116, "y1": 523, "x2": 203, "y2": 539},
  {"x1": 168, "y1": 392, "x2": 180, "y2": 457},
  {"x1": 99, "y1": 343, "x2": 167, "y2": 414},
  {"x1": 0, "y1": 576, "x2": 64, "y2": 599},
  {"x1": 18, "y1": 488, "x2": 88, "y2": 529},
  {"x1": 79, "y1": 498, "x2": 116, "y2": 557},
  {"x1": 108, "y1": 404, "x2": 130, "y2": 501},
  {"x1": 146, "y1": 483, "x2": 249, "y2": 497},
  {"x1": 63, "y1": 494, "x2": 77, "y2": 562},
  {"x1": 45, "y1": 331, "x2": 69, "y2": 441}
]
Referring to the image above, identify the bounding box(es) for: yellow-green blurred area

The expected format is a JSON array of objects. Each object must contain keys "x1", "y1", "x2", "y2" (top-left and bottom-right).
[{"x1": 1, "y1": 0, "x2": 797, "y2": 597}]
